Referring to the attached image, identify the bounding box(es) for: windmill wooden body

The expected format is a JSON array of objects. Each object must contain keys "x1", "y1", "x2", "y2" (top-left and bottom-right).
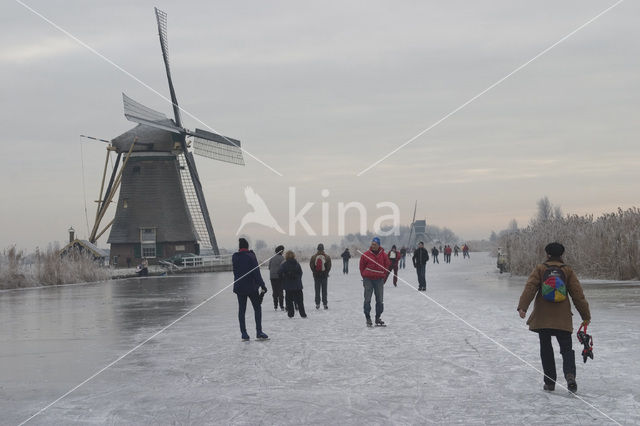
[{"x1": 89, "y1": 8, "x2": 243, "y2": 264}]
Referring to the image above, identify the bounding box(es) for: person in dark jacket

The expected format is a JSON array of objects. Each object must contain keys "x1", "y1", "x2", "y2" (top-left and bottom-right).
[
  {"x1": 517, "y1": 242, "x2": 591, "y2": 392},
  {"x1": 232, "y1": 238, "x2": 269, "y2": 341},
  {"x1": 310, "y1": 243, "x2": 332, "y2": 309},
  {"x1": 413, "y1": 242, "x2": 429, "y2": 291},
  {"x1": 278, "y1": 250, "x2": 307, "y2": 318},
  {"x1": 341, "y1": 248, "x2": 351, "y2": 274},
  {"x1": 387, "y1": 245, "x2": 400, "y2": 287},
  {"x1": 431, "y1": 246, "x2": 439, "y2": 264},
  {"x1": 268, "y1": 245, "x2": 286, "y2": 311}
]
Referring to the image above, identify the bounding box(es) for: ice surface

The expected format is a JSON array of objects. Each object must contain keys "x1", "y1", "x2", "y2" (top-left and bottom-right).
[{"x1": 1, "y1": 252, "x2": 639, "y2": 425}]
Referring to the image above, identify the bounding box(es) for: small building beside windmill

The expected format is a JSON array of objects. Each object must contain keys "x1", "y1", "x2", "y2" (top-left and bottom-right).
[{"x1": 60, "y1": 227, "x2": 109, "y2": 264}]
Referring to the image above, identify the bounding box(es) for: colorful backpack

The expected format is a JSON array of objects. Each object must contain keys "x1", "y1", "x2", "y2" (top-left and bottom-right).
[{"x1": 541, "y1": 263, "x2": 567, "y2": 302}]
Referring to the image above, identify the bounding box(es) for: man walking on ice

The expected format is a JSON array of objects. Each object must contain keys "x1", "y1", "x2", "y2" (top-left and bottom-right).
[
  {"x1": 517, "y1": 242, "x2": 591, "y2": 392},
  {"x1": 359, "y1": 237, "x2": 390, "y2": 327}
]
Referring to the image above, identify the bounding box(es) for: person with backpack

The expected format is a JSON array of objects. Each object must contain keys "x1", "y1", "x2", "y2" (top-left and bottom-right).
[
  {"x1": 341, "y1": 248, "x2": 351, "y2": 274},
  {"x1": 517, "y1": 242, "x2": 591, "y2": 392},
  {"x1": 387, "y1": 245, "x2": 400, "y2": 287},
  {"x1": 232, "y1": 238, "x2": 269, "y2": 341},
  {"x1": 278, "y1": 250, "x2": 307, "y2": 318},
  {"x1": 268, "y1": 245, "x2": 286, "y2": 311},
  {"x1": 359, "y1": 237, "x2": 390, "y2": 326},
  {"x1": 310, "y1": 243, "x2": 332, "y2": 309},
  {"x1": 413, "y1": 242, "x2": 429, "y2": 291}
]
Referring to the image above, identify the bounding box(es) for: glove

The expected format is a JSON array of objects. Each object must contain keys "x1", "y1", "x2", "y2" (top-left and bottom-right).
[{"x1": 258, "y1": 287, "x2": 267, "y2": 304}]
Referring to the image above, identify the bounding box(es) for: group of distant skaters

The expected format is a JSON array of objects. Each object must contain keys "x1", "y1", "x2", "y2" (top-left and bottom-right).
[{"x1": 231, "y1": 237, "x2": 471, "y2": 338}]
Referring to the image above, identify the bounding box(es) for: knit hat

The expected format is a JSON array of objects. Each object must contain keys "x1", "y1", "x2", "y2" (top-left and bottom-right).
[
  {"x1": 275, "y1": 245, "x2": 284, "y2": 254},
  {"x1": 317, "y1": 243, "x2": 324, "y2": 251},
  {"x1": 372, "y1": 237, "x2": 381, "y2": 245},
  {"x1": 239, "y1": 238, "x2": 249, "y2": 249}
]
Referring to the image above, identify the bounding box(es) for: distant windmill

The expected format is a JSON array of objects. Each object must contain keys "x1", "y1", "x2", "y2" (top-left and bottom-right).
[
  {"x1": 406, "y1": 201, "x2": 431, "y2": 248},
  {"x1": 88, "y1": 8, "x2": 244, "y2": 262}
]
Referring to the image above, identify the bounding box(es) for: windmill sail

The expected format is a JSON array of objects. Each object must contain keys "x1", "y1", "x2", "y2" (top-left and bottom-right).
[
  {"x1": 191, "y1": 128, "x2": 245, "y2": 165},
  {"x1": 123, "y1": 93, "x2": 182, "y2": 133},
  {"x1": 178, "y1": 153, "x2": 214, "y2": 251},
  {"x1": 155, "y1": 7, "x2": 182, "y2": 127}
]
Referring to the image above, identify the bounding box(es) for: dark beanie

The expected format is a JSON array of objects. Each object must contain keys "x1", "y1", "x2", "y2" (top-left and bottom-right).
[
  {"x1": 239, "y1": 238, "x2": 249, "y2": 249},
  {"x1": 545, "y1": 242, "x2": 564, "y2": 257},
  {"x1": 275, "y1": 245, "x2": 284, "y2": 254},
  {"x1": 317, "y1": 243, "x2": 324, "y2": 251}
]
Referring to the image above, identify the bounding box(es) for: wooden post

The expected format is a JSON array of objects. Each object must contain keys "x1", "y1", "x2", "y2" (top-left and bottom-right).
[{"x1": 89, "y1": 139, "x2": 136, "y2": 243}]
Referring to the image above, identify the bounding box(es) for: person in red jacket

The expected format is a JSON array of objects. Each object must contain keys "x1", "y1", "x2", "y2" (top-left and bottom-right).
[{"x1": 359, "y1": 237, "x2": 390, "y2": 327}]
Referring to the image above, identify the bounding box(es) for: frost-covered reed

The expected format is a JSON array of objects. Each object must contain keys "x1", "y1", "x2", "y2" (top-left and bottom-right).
[
  {"x1": 500, "y1": 207, "x2": 640, "y2": 280},
  {"x1": 0, "y1": 246, "x2": 110, "y2": 289}
]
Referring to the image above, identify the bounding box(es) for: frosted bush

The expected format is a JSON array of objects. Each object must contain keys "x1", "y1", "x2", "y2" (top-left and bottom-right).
[{"x1": 500, "y1": 207, "x2": 640, "y2": 280}]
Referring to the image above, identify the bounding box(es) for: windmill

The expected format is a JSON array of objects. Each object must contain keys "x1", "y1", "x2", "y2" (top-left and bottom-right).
[
  {"x1": 406, "y1": 201, "x2": 430, "y2": 248},
  {"x1": 88, "y1": 7, "x2": 244, "y2": 263}
]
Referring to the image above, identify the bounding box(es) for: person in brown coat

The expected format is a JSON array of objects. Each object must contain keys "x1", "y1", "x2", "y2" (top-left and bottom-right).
[{"x1": 517, "y1": 242, "x2": 591, "y2": 392}]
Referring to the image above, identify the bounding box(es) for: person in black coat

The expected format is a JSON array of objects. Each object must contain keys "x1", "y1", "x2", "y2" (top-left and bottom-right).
[
  {"x1": 413, "y1": 242, "x2": 429, "y2": 291},
  {"x1": 232, "y1": 238, "x2": 269, "y2": 340},
  {"x1": 279, "y1": 250, "x2": 307, "y2": 318},
  {"x1": 341, "y1": 248, "x2": 351, "y2": 274}
]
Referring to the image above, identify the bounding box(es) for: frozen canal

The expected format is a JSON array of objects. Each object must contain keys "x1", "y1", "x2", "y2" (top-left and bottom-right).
[{"x1": 1, "y1": 252, "x2": 639, "y2": 425}]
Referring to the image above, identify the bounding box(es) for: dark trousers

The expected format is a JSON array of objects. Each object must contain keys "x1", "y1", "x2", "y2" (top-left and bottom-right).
[
  {"x1": 363, "y1": 278, "x2": 384, "y2": 318},
  {"x1": 389, "y1": 264, "x2": 398, "y2": 285},
  {"x1": 314, "y1": 276, "x2": 328, "y2": 306},
  {"x1": 270, "y1": 278, "x2": 284, "y2": 309},
  {"x1": 286, "y1": 289, "x2": 306, "y2": 317},
  {"x1": 416, "y1": 264, "x2": 426, "y2": 290},
  {"x1": 433, "y1": 255, "x2": 439, "y2": 264},
  {"x1": 343, "y1": 259, "x2": 349, "y2": 274},
  {"x1": 538, "y1": 329, "x2": 576, "y2": 385},
  {"x1": 236, "y1": 293, "x2": 262, "y2": 335}
]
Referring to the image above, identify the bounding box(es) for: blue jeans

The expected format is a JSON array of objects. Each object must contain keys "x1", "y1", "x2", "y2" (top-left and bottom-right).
[
  {"x1": 237, "y1": 293, "x2": 262, "y2": 335},
  {"x1": 314, "y1": 276, "x2": 328, "y2": 306},
  {"x1": 363, "y1": 278, "x2": 384, "y2": 318}
]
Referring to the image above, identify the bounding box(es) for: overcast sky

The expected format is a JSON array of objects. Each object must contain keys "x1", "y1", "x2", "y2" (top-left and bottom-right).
[{"x1": 1, "y1": 0, "x2": 638, "y2": 251}]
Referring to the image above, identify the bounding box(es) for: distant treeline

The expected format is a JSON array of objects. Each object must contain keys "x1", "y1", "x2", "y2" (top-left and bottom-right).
[
  {"x1": 499, "y1": 207, "x2": 640, "y2": 280},
  {"x1": 0, "y1": 246, "x2": 110, "y2": 290}
]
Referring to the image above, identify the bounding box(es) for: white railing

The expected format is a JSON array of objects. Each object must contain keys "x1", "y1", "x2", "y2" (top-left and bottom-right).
[{"x1": 180, "y1": 254, "x2": 232, "y2": 268}]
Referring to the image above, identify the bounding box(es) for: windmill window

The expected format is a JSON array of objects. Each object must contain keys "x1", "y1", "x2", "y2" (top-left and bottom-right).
[
  {"x1": 140, "y1": 228, "x2": 156, "y2": 243},
  {"x1": 141, "y1": 243, "x2": 156, "y2": 258},
  {"x1": 123, "y1": 199, "x2": 128, "y2": 209}
]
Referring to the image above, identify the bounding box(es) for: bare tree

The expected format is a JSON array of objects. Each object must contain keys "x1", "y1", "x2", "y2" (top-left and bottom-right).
[
  {"x1": 536, "y1": 197, "x2": 554, "y2": 222},
  {"x1": 554, "y1": 205, "x2": 563, "y2": 220}
]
